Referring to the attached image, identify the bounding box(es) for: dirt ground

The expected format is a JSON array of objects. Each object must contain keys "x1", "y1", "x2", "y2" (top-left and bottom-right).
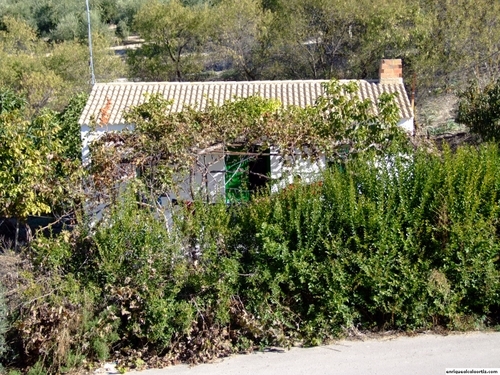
[{"x1": 0, "y1": 252, "x2": 21, "y2": 273}]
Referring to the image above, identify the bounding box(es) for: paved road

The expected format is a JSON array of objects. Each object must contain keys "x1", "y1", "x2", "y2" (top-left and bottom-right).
[{"x1": 125, "y1": 332, "x2": 500, "y2": 375}]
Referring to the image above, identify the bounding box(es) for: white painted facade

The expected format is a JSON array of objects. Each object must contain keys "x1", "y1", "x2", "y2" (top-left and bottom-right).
[
  {"x1": 154, "y1": 150, "x2": 325, "y2": 203},
  {"x1": 398, "y1": 118, "x2": 414, "y2": 135}
]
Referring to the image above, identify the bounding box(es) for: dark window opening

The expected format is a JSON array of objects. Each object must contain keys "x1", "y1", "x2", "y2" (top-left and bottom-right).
[
  {"x1": 248, "y1": 151, "x2": 270, "y2": 192},
  {"x1": 225, "y1": 147, "x2": 270, "y2": 203}
]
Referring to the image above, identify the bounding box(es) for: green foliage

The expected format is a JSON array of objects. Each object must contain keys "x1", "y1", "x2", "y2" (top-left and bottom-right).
[
  {"x1": 116, "y1": 19, "x2": 130, "y2": 39},
  {"x1": 117, "y1": 0, "x2": 500, "y2": 96},
  {"x1": 0, "y1": 109, "x2": 59, "y2": 219},
  {"x1": 130, "y1": 0, "x2": 211, "y2": 81},
  {"x1": 88, "y1": 187, "x2": 240, "y2": 349},
  {"x1": 6, "y1": 143, "x2": 500, "y2": 372},
  {"x1": 23, "y1": 186, "x2": 242, "y2": 370},
  {"x1": 208, "y1": 0, "x2": 273, "y2": 80},
  {"x1": 0, "y1": 89, "x2": 83, "y2": 223},
  {"x1": 26, "y1": 362, "x2": 47, "y2": 375},
  {"x1": 0, "y1": 0, "x2": 116, "y2": 41},
  {"x1": 1, "y1": 0, "x2": 500, "y2": 97},
  {"x1": 57, "y1": 93, "x2": 88, "y2": 162},
  {"x1": 412, "y1": 0, "x2": 500, "y2": 92},
  {"x1": 0, "y1": 88, "x2": 27, "y2": 115},
  {"x1": 235, "y1": 144, "x2": 500, "y2": 336},
  {"x1": 456, "y1": 79, "x2": 500, "y2": 142},
  {"x1": 9, "y1": 266, "x2": 108, "y2": 374},
  {"x1": 51, "y1": 13, "x2": 80, "y2": 42},
  {"x1": 0, "y1": 16, "x2": 124, "y2": 113},
  {"x1": 263, "y1": 0, "x2": 403, "y2": 79}
]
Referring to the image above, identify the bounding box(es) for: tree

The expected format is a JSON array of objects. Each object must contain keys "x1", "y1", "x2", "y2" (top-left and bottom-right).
[
  {"x1": 208, "y1": 0, "x2": 273, "y2": 80},
  {"x1": 261, "y1": 0, "x2": 419, "y2": 80},
  {"x1": 129, "y1": 0, "x2": 211, "y2": 81},
  {"x1": 57, "y1": 93, "x2": 88, "y2": 162},
  {"x1": 0, "y1": 16, "x2": 125, "y2": 112},
  {"x1": 456, "y1": 79, "x2": 500, "y2": 141},
  {"x1": 406, "y1": 0, "x2": 500, "y2": 96},
  {"x1": 46, "y1": 33, "x2": 126, "y2": 93},
  {"x1": 0, "y1": 0, "x2": 117, "y2": 41},
  {"x1": 0, "y1": 88, "x2": 83, "y2": 248}
]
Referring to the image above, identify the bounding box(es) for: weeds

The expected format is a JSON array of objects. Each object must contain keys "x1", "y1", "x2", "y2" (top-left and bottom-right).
[{"x1": 0, "y1": 282, "x2": 8, "y2": 372}]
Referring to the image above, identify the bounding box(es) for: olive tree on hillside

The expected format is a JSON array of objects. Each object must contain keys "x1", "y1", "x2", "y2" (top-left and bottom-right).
[
  {"x1": 129, "y1": 0, "x2": 212, "y2": 81},
  {"x1": 407, "y1": 0, "x2": 500, "y2": 95},
  {"x1": 208, "y1": 0, "x2": 273, "y2": 80},
  {"x1": 0, "y1": 16, "x2": 124, "y2": 112}
]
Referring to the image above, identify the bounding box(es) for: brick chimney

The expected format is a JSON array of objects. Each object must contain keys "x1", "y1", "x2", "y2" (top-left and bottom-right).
[{"x1": 379, "y1": 59, "x2": 403, "y2": 84}]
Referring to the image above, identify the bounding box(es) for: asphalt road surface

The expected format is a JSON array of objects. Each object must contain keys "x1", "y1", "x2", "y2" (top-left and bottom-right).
[{"x1": 124, "y1": 331, "x2": 500, "y2": 375}]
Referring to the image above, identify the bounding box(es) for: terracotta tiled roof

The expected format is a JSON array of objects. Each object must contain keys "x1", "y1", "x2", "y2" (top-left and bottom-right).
[{"x1": 79, "y1": 80, "x2": 413, "y2": 126}]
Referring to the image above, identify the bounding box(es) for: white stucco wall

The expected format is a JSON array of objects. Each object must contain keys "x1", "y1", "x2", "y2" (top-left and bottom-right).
[
  {"x1": 398, "y1": 118, "x2": 414, "y2": 135},
  {"x1": 270, "y1": 147, "x2": 326, "y2": 193}
]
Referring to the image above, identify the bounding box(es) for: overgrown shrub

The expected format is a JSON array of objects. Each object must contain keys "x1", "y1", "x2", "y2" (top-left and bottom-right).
[
  {"x1": 23, "y1": 187, "x2": 245, "y2": 371},
  {"x1": 8, "y1": 144, "x2": 500, "y2": 373},
  {"x1": 9, "y1": 268, "x2": 101, "y2": 373},
  {"x1": 457, "y1": 79, "x2": 500, "y2": 141},
  {"x1": 234, "y1": 145, "x2": 500, "y2": 339}
]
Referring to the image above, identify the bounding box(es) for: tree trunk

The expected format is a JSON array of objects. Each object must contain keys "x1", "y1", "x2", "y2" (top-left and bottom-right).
[{"x1": 14, "y1": 219, "x2": 19, "y2": 252}]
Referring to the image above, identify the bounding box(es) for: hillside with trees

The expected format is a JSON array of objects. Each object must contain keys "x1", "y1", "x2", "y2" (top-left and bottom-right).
[{"x1": 1, "y1": 0, "x2": 500, "y2": 101}]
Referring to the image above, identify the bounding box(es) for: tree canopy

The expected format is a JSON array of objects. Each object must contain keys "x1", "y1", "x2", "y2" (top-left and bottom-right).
[
  {"x1": 0, "y1": 0, "x2": 499, "y2": 100},
  {"x1": 456, "y1": 79, "x2": 500, "y2": 141},
  {"x1": 0, "y1": 88, "x2": 84, "y2": 223},
  {"x1": 129, "y1": 0, "x2": 211, "y2": 81},
  {"x1": 118, "y1": 0, "x2": 500, "y2": 100},
  {"x1": 0, "y1": 16, "x2": 125, "y2": 112}
]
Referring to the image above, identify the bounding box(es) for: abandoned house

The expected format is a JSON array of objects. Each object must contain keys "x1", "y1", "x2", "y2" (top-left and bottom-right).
[{"x1": 78, "y1": 59, "x2": 414, "y2": 203}]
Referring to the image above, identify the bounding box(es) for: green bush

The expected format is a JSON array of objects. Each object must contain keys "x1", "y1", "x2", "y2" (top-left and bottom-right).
[
  {"x1": 234, "y1": 145, "x2": 500, "y2": 336},
  {"x1": 8, "y1": 144, "x2": 500, "y2": 373},
  {"x1": 457, "y1": 79, "x2": 500, "y2": 141}
]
